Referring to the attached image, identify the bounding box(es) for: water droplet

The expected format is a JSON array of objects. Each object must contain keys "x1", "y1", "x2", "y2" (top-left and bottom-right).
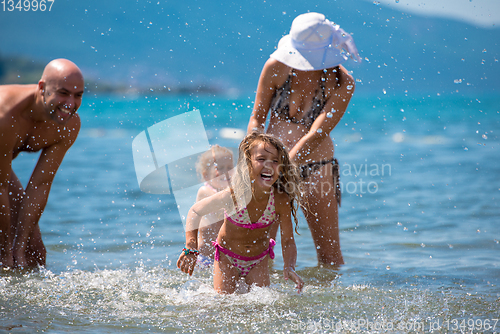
[
  {"x1": 326, "y1": 112, "x2": 333, "y2": 118},
  {"x1": 454, "y1": 79, "x2": 463, "y2": 84},
  {"x1": 317, "y1": 128, "x2": 323, "y2": 134},
  {"x1": 421, "y1": 243, "x2": 425, "y2": 248},
  {"x1": 386, "y1": 265, "x2": 390, "y2": 270},
  {"x1": 482, "y1": 134, "x2": 488, "y2": 140},
  {"x1": 395, "y1": 0, "x2": 400, "y2": 2}
]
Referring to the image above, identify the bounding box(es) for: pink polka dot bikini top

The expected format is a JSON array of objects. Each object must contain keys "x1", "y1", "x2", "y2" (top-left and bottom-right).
[{"x1": 225, "y1": 189, "x2": 276, "y2": 230}]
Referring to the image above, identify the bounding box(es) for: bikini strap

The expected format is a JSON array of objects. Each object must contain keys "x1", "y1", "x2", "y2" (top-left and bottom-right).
[
  {"x1": 268, "y1": 239, "x2": 276, "y2": 260},
  {"x1": 212, "y1": 241, "x2": 221, "y2": 262},
  {"x1": 321, "y1": 70, "x2": 327, "y2": 100}
]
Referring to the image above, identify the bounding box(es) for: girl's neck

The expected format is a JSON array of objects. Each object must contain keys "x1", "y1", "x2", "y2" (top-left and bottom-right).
[{"x1": 252, "y1": 185, "x2": 272, "y2": 202}]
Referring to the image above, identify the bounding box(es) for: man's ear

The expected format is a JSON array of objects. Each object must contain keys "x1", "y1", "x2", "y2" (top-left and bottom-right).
[{"x1": 38, "y1": 80, "x2": 45, "y2": 93}]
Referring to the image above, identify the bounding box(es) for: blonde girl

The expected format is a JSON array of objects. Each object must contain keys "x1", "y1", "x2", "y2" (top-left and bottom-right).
[{"x1": 177, "y1": 132, "x2": 304, "y2": 294}]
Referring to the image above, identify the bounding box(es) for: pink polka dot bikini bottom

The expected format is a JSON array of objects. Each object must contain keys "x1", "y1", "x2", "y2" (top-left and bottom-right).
[{"x1": 212, "y1": 239, "x2": 276, "y2": 277}]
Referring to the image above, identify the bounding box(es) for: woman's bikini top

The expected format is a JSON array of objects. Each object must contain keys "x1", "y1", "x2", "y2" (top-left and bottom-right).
[
  {"x1": 225, "y1": 189, "x2": 276, "y2": 230},
  {"x1": 269, "y1": 69, "x2": 329, "y2": 130}
]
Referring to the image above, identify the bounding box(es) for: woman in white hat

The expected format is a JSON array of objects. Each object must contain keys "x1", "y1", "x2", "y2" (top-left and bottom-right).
[{"x1": 247, "y1": 12, "x2": 360, "y2": 265}]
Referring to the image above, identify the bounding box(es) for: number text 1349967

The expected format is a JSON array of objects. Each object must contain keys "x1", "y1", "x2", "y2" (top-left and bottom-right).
[{"x1": 1, "y1": 0, "x2": 54, "y2": 11}]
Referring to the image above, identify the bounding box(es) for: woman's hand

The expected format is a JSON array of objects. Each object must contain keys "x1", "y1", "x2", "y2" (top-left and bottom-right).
[
  {"x1": 284, "y1": 267, "x2": 304, "y2": 293},
  {"x1": 177, "y1": 252, "x2": 198, "y2": 276}
]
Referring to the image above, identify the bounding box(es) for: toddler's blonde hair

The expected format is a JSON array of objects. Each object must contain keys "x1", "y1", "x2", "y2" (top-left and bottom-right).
[{"x1": 195, "y1": 145, "x2": 234, "y2": 181}]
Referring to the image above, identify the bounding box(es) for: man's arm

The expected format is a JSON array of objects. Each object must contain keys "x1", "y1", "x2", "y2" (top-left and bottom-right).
[
  {"x1": 0, "y1": 140, "x2": 13, "y2": 267},
  {"x1": 13, "y1": 116, "x2": 80, "y2": 267}
]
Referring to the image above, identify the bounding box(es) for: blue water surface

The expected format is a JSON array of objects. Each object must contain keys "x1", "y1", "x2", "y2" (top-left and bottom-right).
[{"x1": 2, "y1": 93, "x2": 499, "y2": 333}]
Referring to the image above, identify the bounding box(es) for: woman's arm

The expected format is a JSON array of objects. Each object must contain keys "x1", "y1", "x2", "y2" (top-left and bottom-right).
[
  {"x1": 289, "y1": 66, "x2": 355, "y2": 165},
  {"x1": 248, "y1": 59, "x2": 289, "y2": 133}
]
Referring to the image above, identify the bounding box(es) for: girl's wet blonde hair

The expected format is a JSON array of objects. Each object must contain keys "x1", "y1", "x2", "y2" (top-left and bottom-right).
[
  {"x1": 231, "y1": 131, "x2": 303, "y2": 233},
  {"x1": 195, "y1": 145, "x2": 234, "y2": 181}
]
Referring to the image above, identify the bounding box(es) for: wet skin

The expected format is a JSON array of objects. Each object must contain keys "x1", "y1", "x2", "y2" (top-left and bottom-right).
[{"x1": 0, "y1": 59, "x2": 84, "y2": 268}]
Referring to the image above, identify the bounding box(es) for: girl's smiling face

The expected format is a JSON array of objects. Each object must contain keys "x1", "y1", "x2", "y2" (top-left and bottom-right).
[{"x1": 249, "y1": 141, "x2": 280, "y2": 189}]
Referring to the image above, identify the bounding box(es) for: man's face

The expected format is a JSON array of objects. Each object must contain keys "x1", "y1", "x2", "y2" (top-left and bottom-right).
[{"x1": 42, "y1": 72, "x2": 84, "y2": 124}]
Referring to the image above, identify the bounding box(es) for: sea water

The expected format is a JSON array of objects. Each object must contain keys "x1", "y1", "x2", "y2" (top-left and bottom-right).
[{"x1": 2, "y1": 93, "x2": 499, "y2": 333}]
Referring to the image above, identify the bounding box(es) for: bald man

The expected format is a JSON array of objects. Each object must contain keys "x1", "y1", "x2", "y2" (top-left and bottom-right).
[{"x1": 0, "y1": 59, "x2": 84, "y2": 268}]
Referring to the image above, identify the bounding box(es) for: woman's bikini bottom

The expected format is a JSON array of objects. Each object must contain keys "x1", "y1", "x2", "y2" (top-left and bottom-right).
[{"x1": 299, "y1": 158, "x2": 341, "y2": 207}]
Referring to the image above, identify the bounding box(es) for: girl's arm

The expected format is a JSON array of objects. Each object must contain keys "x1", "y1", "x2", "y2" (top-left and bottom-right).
[
  {"x1": 288, "y1": 65, "x2": 355, "y2": 165},
  {"x1": 177, "y1": 206, "x2": 202, "y2": 276},
  {"x1": 276, "y1": 192, "x2": 304, "y2": 293}
]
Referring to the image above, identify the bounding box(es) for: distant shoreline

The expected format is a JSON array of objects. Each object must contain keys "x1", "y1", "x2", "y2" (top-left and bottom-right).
[
  {"x1": 2, "y1": 54, "x2": 497, "y2": 98},
  {"x1": 0, "y1": 54, "x2": 231, "y2": 96}
]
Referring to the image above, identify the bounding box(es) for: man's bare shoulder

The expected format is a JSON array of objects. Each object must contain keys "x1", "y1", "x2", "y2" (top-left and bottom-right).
[
  {"x1": 0, "y1": 84, "x2": 37, "y2": 117},
  {"x1": 0, "y1": 85, "x2": 32, "y2": 145}
]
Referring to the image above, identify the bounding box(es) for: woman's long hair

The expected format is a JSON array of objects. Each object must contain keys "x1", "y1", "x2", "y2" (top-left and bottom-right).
[{"x1": 230, "y1": 131, "x2": 303, "y2": 233}]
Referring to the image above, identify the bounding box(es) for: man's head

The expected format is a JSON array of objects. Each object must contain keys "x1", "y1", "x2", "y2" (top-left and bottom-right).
[{"x1": 38, "y1": 59, "x2": 84, "y2": 124}]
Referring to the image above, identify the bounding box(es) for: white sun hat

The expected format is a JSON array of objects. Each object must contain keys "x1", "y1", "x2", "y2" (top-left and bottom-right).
[{"x1": 270, "y1": 12, "x2": 361, "y2": 71}]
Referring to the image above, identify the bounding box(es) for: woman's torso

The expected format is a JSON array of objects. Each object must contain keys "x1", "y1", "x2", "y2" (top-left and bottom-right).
[{"x1": 266, "y1": 69, "x2": 337, "y2": 161}]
